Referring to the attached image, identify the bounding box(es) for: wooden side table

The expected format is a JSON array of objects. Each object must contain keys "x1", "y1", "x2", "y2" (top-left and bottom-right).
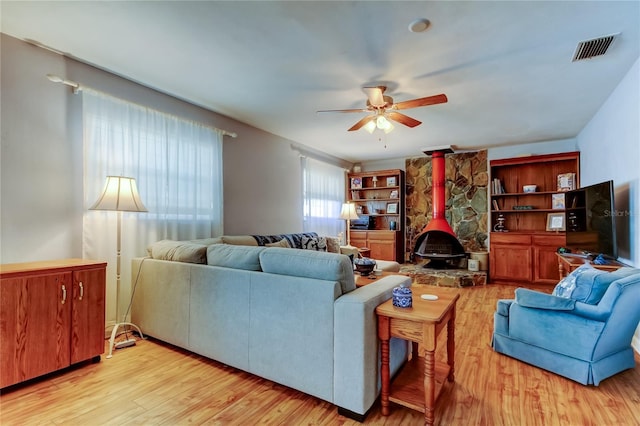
[
  {"x1": 376, "y1": 286, "x2": 460, "y2": 426},
  {"x1": 556, "y1": 253, "x2": 626, "y2": 280}
]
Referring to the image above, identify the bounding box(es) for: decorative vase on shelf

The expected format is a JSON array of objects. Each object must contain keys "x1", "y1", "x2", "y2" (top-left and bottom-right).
[{"x1": 494, "y1": 214, "x2": 507, "y2": 232}]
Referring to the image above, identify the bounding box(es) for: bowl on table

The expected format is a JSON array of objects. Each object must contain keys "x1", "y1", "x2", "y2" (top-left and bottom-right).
[{"x1": 354, "y1": 258, "x2": 376, "y2": 276}]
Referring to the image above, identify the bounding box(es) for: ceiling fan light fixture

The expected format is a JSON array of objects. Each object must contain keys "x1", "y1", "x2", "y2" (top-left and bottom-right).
[
  {"x1": 383, "y1": 122, "x2": 394, "y2": 134},
  {"x1": 376, "y1": 115, "x2": 393, "y2": 132},
  {"x1": 364, "y1": 120, "x2": 376, "y2": 134}
]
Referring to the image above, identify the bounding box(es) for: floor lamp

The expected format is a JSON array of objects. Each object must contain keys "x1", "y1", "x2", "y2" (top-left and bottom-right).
[
  {"x1": 340, "y1": 202, "x2": 360, "y2": 247},
  {"x1": 90, "y1": 176, "x2": 147, "y2": 358}
]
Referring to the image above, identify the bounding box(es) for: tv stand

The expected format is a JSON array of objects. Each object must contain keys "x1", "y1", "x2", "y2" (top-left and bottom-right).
[{"x1": 556, "y1": 253, "x2": 627, "y2": 280}]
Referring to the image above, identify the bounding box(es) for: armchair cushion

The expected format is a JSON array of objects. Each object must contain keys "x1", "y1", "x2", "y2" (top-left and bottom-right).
[{"x1": 515, "y1": 288, "x2": 576, "y2": 311}]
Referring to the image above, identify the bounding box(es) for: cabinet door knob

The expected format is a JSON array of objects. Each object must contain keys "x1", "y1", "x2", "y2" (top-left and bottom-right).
[
  {"x1": 61, "y1": 284, "x2": 67, "y2": 304},
  {"x1": 78, "y1": 282, "x2": 84, "y2": 300}
]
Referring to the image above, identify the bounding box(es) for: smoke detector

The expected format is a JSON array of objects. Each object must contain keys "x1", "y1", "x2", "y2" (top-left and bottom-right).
[{"x1": 572, "y1": 34, "x2": 618, "y2": 62}]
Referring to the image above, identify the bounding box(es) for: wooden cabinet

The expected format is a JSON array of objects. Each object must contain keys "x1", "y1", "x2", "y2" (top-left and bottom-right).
[
  {"x1": 1, "y1": 259, "x2": 106, "y2": 388},
  {"x1": 351, "y1": 230, "x2": 402, "y2": 262},
  {"x1": 347, "y1": 169, "x2": 405, "y2": 262},
  {"x1": 489, "y1": 152, "x2": 580, "y2": 284}
]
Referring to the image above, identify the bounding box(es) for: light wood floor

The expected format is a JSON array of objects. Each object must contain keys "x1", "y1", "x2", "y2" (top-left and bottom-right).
[{"x1": 1, "y1": 284, "x2": 639, "y2": 425}]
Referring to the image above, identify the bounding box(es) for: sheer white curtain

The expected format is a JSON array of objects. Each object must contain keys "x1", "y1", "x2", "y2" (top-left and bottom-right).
[
  {"x1": 302, "y1": 156, "x2": 345, "y2": 237},
  {"x1": 82, "y1": 89, "x2": 223, "y2": 323}
]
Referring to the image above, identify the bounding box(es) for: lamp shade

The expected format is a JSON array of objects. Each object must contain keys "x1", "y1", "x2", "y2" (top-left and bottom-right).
[
  {"x1": 90, "y1": 176, "x2": 147, "y2": 212},
  {"x1": 339, "y1": 203, "x2": 359, "y2": 220}
]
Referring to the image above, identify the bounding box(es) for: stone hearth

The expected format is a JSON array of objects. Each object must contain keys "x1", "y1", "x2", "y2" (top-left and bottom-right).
[{"x1": 399, "y1": 264, "x2": 487, "y2": 288}]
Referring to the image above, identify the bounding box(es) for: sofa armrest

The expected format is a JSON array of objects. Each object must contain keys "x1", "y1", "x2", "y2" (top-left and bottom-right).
[
  {"x1": 515, "y1": 288, "x2": 576, "y2": 311},
  {"x1": 333, "y1": 275, "x2": 411, "y2": 415}
]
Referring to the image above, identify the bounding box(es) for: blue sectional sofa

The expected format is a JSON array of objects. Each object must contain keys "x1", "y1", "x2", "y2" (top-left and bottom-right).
[
  {"x1": 132, "y1": 237, "x2": 410, "y2": 419},
  {"x1": 492, "y1": 265, "x2": 640, "y2": 385}
]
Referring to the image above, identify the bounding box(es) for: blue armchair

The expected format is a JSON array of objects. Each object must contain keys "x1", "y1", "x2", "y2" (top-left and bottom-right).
[{"x1": 492, "y1": 266, "x2": 640, "y2": 385}]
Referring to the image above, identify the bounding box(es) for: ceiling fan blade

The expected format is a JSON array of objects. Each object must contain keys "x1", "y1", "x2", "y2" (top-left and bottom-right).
[
  {"x1": 387, "y1": 112, "x2": 422, "y2": 128},
  {"x1": 363, "y1": 86, "x2": 386, "y2": 108},
  {"x1": 394, "y1": 93, "x2": 448, "y2": 110},
  {"x1": 317, "y1": 108, "x2": 368, "y2": 113},
  {"x1": 348, "y1": 115, "x2": 375, "y2": 132}
]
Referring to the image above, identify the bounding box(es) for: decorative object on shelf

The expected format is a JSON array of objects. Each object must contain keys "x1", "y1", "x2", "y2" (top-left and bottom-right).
[
  {"x1": 351, "y1": 190, "x2": 360, "y2": 200},
  {"x1": 552, "y1": 193, "x2": 565, "y2": 209},
  {"x1": 90, "y1": 175, "x2": 147, "y2": 358},
  {"x1": 392, "y1": 286, "x2": 412, "y2": 308},
  {"x1": 354, "y1": 257, "x2": 376, "y2": 276},
  {"x1": 567, "y1": 212, "x2": 579, "y2": 231},
  {"x1": 356, "y1": 205, "x2": 364, "y2": 215},
  {"x1": 386, "y1": 202, "x2": 399, "y2": 214},
  {"x1": 522, "y1": 185, "x2": 537, "y2": 193},
  {"x1": 390, "y1": 189, "x2": 399, "y2": 199},
  {"x1": 351, "y1": 177, "x2": 362, "y2": 189},
  {"x1": 386, "y1": 176, "x2": 397, "y2": 186},
  {"x1": 340, "y1": 202, "x2": 360, "y2": 246},
  {"x1": 372, "y1": 176, "x2": 378, "y2": 187},
  {"x1": 468, "y1": 259, "x2": 480, "y2": 271},
  {"x1": 513, "y1": 205, "x2": 534, "y2": 210},
  {"x1": 375, "y1": 208, "x2": 385, "y2": 214},
  {"x1": 546, "y1": 213, "x2": 566, "y2": 231},
  {"x1": 352, "y1": 164, "x2": 362, "y2": 173},
  {"x1": 557, "y1": 173, "x2": 576, "y2": 192},
  {"x1": 494, "y1": 213, "x2": 507, "y2": 232},
  {"x1": 390, "y1": 221, "x2": 397, "y2": 230}
]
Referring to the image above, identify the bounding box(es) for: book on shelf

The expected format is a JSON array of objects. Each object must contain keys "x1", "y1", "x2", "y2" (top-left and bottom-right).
[
  {"x1": 492, "y1": 178, "x2": 505, "y2": 194},
  {"x1": 492, "y1": 199, "x2": 500, "y2": 211}
]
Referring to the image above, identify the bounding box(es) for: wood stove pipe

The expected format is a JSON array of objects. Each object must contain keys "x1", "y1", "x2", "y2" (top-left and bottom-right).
[{"x1": 421, "y1": 148, "x2": 456, "y2": 237}]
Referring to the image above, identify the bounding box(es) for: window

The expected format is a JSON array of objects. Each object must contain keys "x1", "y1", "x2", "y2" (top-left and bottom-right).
[{"x1": 302, "y1": 156, "x2": 345, "y2": 237}]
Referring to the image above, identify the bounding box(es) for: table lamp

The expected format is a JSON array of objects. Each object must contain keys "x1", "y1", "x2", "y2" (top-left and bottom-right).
[{"x1": 340, "y1": 202, "x2": 360, "y2": 246}]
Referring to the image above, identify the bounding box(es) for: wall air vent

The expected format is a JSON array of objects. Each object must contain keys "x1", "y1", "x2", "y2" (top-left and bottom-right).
[{"x1": 572, "y1": 34, "x2": 618, "y2": 62}]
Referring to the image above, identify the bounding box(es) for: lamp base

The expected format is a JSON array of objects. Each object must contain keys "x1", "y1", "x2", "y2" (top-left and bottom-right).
[{"x1": 106, "y1": 322, "x2": 144, "y2": 359}]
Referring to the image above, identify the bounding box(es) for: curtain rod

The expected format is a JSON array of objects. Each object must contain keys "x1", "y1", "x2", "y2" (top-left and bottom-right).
[{"x1": 46, "y1": 73, "x2": 238, "y2": 138}]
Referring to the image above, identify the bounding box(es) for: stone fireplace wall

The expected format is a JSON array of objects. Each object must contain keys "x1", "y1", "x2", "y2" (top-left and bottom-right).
[{"x1": 405, "y1": 150, "x2": 488, "y2": 261}]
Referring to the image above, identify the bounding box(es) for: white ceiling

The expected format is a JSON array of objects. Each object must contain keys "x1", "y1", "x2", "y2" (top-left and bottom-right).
[{"x1": 2, "y1": 1, "x2": 639, "y2": 162}]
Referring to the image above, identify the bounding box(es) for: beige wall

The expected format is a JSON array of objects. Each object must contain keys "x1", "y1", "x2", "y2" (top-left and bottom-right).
[{"x1": 0, "y1": 34, "x2": 313, "y2": 264}]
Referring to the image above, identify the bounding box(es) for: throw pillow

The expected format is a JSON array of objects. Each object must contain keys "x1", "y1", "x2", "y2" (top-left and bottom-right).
[
  {"x1": 552, "y1": 263, "x2": 591, "y2": 298},
  {"x1": 148, "y1": 240, "x2": 208, "y2": 264},
  {"x1": 265, "y1": 239, "x2": 291, "y2": 248},
  {"x1": 325, "y1": 236, "x2": 341, "y2": 253},
  {"x1": 301, "y1": 236, "x2": 328, "y2": 251}
]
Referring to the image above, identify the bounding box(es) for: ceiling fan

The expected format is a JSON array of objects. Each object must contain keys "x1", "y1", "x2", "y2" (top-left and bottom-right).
[{"x1": 317, "y1": 86, "x2": 447, "y2": 133}]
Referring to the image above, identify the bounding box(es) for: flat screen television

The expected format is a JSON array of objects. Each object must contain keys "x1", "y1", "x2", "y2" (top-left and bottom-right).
[{"x1": 564, "y1": 180, "x2": 617, "y2": 259}]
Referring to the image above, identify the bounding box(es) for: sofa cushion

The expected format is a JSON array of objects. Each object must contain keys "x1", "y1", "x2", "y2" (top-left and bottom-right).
[
  {"x1": 207, "y1": 244, "x2": 265, "y2": 271},
  {"x1": 189, "y1": 237, "x2": 223, "y2": 246},
  {"x1": 301, "y1": 236, "x2": 327, "y2": 251},
  {"x1": 265, "y1": 238, "x2": 291, "y2": 248},
  {"x1": 221, "y1": 235, "x2": 259, "y2": 246},
  {"x1": 259, "y1": 248, "x2": 356, "y2": 294},
  {"x1": 147, "y1": 240, "x2": 208, "y2": 264}
]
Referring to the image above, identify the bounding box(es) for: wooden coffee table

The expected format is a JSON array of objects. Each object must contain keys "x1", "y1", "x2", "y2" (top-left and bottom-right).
[{"x1": 376, "y1": 286, "x2": 460, "y2": 426}]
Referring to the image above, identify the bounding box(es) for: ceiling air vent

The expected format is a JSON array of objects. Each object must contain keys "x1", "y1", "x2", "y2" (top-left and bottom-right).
[{"x1": 572, "y1": 34, "x2": 618, "y2": 62}]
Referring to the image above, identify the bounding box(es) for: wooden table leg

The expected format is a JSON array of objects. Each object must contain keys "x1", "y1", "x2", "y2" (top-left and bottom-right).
[
  {"x1": 447, "y1": 305, "x2": 456, "y2": 382},
  {"x1": 424, "y1": 348, "x2": 435, "y2": 426},
  {"x1": 378, "y1": 316, "x2": 391, "y2": 416}
]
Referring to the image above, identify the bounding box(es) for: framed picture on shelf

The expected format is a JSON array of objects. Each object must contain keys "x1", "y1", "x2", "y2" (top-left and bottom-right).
[
  {"x1": 386, "y1": 177, "x2": 397, "y2": 187},
  {"x1": 551, "y1": 193, "x2": 565, "y2": 210},
  {"x1": 386, "y1": 202, "x2": 399, "y2": 214},
  {"x1": 389, "y1": 189, "x2": 399, "y2": 199},
  {"x1": 351, "y1": 177, "x2": 362, "y2": 189},
  {"x1": 557, "y1": 173, "x2": 576, "y2": 192},
  {"x1": 546, "y1": 213, "x2": 565, "y2": 231}
]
